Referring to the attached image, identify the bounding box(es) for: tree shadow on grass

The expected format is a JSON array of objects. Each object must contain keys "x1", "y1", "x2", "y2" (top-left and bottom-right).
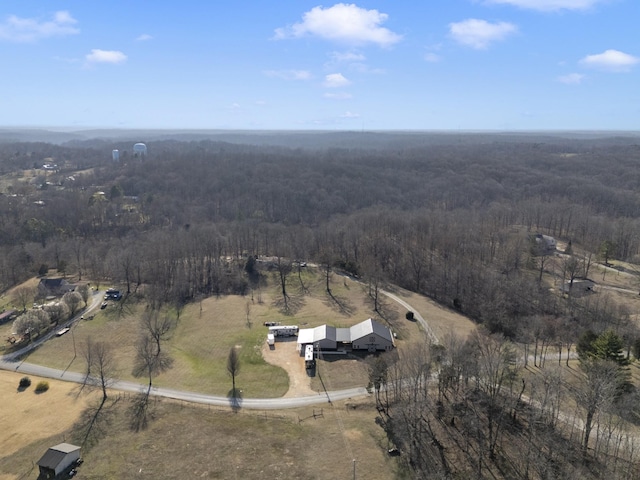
[
  {"x1": 228, "y1": 389, "x2": 244, "y2": 413},
  {"x1": 128, "y1": 391, "x2": 153, "y2": 432},
  {"x1": 73, "y1": 396, "x2": 119, "y2": 449},
  {"x1": 373, "y1": 296, "x2": 400, "y2": 324},
  {"x1": 323, "y1": 291, "x2": 356, "y2": 316},
  {"x1": 273, "y1": 294, "x2": 305, "y2": 316}
]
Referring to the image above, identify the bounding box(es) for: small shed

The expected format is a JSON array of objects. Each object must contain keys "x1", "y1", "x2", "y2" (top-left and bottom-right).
[
  {"x1": 37, "y1": 443, "x2": 81, "y2": 479},
  {"x1": 350, "y1": 318, "x2": 395, "y2": 352}
]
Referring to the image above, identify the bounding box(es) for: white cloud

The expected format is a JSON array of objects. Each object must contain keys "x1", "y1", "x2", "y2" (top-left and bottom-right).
[
  {"x1": 324, "y1": 73, "x2": 351, "y2": 88},
  {"x1": 85, "y1": 49, "x2": 127, "y2": 64},
  {"x1": 449, "y1": 19, "x2": 517, "y2": 49},
  {"x1": 264, "y1": 69, "x2": 312, "y2": 80},
  {"x1": 329, "y1": 51, "x2": 366, "y2": 63},
  {"x1": 580, "y1": 49, "x2": 639, "y2": 72},
  {"x1": 0, "y1": 10, "x2": 79, "y2": 42},
  {"x1": 557, "y1": 73, "x2": 585, "y2": 84},
  {"x1": 340, "y1": 111, "x2": 360, "y2": 118},
  {"x1": 324, "y1": 92, "x2": 353, "y2": 100},
  {"x1": 424, "y1": 52, "x2": 441, "y2": 62},
  {"x1": 483, "y1": 0, "x2": 605, "y2": 11},
  {"x1": 274, "y1": 3, "x2": 402, "y2": 47},
  {"x1": 136, "y1": 34, "x2": 153, "y2": 41}
]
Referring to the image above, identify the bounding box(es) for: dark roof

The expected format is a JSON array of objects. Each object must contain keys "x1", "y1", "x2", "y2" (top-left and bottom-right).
[
  {"x1": 37, "y1": 449, "x2": 67, "y2": 470},
  {"x1": 0, "y1": 309, "x2": 16, "y2": 322},
  {"x1": 40, "y1": 278, "x2": 68, "y2": 288},
  {"x1": 37, "y1": 443, "x2": 80, "y2": 469}
]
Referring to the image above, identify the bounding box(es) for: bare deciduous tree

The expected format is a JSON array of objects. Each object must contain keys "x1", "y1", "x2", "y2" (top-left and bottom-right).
[
  {"x1": 43, "y1": 301, "x2": 69, "y2": 327},
  {"x1": 275, "y1": 255, "x2": 292, "y2": 312},
  {"x1": 77, "y1": 283, "x2": 91, "y2": 307},
  {"x1": 62, "y1": 290, "x2": 83, "y2": 318},
  {"x1": 227, "y1": 346, "x2": 241, "y2": 397},
  {"x1": 574, "y1": 359, "x2": 620, "y2": 454},
  {"x1": 12, "y1": 309, "x2": 50, "y2": 339},
  {"x1": 81, "y1": 336, "x2": 118, "y2": 405},
  {"x1": 12, "y1": 285, "x2": 36, "y2": 313},
  {"x1": 140, "y1": 308, "x2": 176, "y2": 358}
]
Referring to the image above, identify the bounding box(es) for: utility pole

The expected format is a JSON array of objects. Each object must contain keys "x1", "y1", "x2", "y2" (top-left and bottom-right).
[
  {"x1": 71, "y1": 321, "x2": 77, "y2": 360},
  {"x1": 352, "y1": 459, "x2": 356, "y2": 480}
]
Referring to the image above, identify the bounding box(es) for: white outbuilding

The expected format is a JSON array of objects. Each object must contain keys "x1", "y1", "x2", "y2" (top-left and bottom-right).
[{"x1": 350, "y1": 318, "x2": 395, "y2": 352}]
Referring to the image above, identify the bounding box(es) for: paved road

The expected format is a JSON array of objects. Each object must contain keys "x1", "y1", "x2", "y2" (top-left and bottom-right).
[
  {"x1": 0, "y1": 356, "x2": 369, "y2": 409},
  {"x1": 2, "y1": 290, "x2": 104, "y2": 362},
  {"x1": 0, "y1": 288, "x2": 385, "y2": 409}
]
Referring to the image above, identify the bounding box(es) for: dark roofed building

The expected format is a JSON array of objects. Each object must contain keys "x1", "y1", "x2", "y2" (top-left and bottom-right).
[
  {"x1": 37, "y1": 443, "x2": 80, "y2": 479},
  {"x1": 38, "y1": 278, "x2": 75, "y2": 297},
  {"x1": 0, "y1": 309, "x2": 16, "y2": 325}
]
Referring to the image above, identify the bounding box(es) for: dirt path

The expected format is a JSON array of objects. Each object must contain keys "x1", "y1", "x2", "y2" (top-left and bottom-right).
[{"x1": 261, "y1": 337, "x2": 316, "y2": 397}]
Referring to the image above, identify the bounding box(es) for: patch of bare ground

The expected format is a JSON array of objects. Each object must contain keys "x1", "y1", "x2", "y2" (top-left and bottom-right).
[
  {"x1": 262, "y1": 337, "x2": 317, "y2": 397},
  {"x1": 0, "y1": 370, "x2": 98, "y2": 480}
]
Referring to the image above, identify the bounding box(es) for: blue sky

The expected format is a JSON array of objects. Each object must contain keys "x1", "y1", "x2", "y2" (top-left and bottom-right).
[{"x1": 0, "y1": 1, "x2": 638, "y2": 130}]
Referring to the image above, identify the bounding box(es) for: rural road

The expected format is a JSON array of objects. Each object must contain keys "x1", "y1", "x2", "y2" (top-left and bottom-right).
[
  {"x1": 0, "y1": 356, "x2": 369, "y2": 410},
  {"x1": 380, "y1": 289, "x2": 439, "y2": 344},
  {"x1": 1, "y1": 290, "x2": 104, "y2": 362},
  {"x1": 3, "y1": 286, "x2": 434, "y2": 410}
]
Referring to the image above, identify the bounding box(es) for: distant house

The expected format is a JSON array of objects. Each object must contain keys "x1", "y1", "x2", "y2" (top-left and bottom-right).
[
  {"x1": 561, "y1": 278, "x2": 596, "y2": 297},
  {"x1": 0, "y1": 309, "x2": 16, "y2": 325},
  {"x1": 38, "y1": 278, "x2": 75, "y2": 298},
  {"x1": 530, "y1": 233, "x2": 557, "y2": 256},
  {"x1": 37, "y1": 443, "x2": 80, "y2": 479},
  {"x1": 297, "y1": 318, "x2": 395, "y2": 353}
]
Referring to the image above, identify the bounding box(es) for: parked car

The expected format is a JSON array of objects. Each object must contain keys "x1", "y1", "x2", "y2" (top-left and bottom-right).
[{"x1": 101, "y1": 302, "x2": 108, "y2": 309}]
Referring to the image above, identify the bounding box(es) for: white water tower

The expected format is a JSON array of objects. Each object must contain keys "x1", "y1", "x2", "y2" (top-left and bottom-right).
[{"x1": 133, "y1": 143, "x2": 147, "y2": 158}]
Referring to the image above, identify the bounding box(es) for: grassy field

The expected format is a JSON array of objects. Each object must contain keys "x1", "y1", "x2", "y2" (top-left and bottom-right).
[
  {"x1": 0, "y1": 375, "x2": 402, "y2": 480},
  {"x1": 19, "y1": 269, "x2": 428, "y2": 397},
  {"x1": 0, "y1": 370, "x2": 98, "y2": 480}
]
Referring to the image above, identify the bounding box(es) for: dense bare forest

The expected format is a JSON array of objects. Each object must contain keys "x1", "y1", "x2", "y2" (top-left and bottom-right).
[{"x1": 2, "y1": 131, "x2": 640, "y2": 478}]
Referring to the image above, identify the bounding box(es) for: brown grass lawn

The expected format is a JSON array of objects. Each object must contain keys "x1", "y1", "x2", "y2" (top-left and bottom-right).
[
  {"x1": 0, "y1": 370, "x2": 98, "y2": 480},
  {"x1": 0, "y1": 392, "x2": 401, "y2": 480},
  {"x1": 23, "y1": 269, "x2": 469, "y2": 398}
]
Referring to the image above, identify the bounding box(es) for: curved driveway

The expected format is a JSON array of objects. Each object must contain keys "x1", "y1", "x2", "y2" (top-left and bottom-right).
[{"x1": 1, "y1": 286, "x2": 432, "y2": 409}]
